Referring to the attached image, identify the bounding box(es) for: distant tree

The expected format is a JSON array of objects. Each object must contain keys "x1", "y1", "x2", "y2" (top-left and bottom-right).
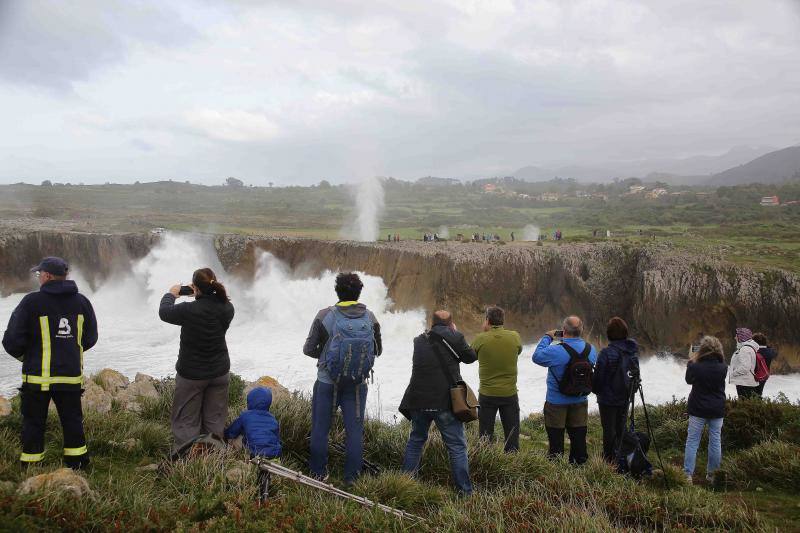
[
  {"x1": 318, "y1": 179, "x2": 332, "y2": 189},
  {"x1": 268, "y1": 182, "x2": 274, "y2": 188},
  {"x1": 226, "y1": 177, "x2": 244, "y2": 188},
  {"x1": 40, "y1": 180, "x2": 52, "y2": 187}
]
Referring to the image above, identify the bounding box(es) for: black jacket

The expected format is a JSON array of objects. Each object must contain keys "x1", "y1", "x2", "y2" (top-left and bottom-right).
[
  {"x1": 593, "y1": 339, "x2": 640, "y2": 407},
  {"x1": 302, "y1": 303, "x2": 382, "y2": 361},
  {"x1": 398, "y1": 325, "x2": 477, "y2": 419},
  {"x1": 686, "y1": 358, "x2": 728, "y2": 419},
  {"x1": 759, "y1": 346, "x2": 778, "y2": 369},
  {"x1": 159, "y1": 293, "x2": 235, "y2": 380},
  {"x1": 2, "y1": 280, "x2": 98, "y2": 391}
]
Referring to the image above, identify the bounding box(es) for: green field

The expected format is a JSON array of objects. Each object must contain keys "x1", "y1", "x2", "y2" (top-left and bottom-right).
[{"x1": 1, "y1": 178, "x2": 799, "y2": 272}]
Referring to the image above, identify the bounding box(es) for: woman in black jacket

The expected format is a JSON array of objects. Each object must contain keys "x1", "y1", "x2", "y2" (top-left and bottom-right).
[
  {"x1": 592, "y1": 317, "x2": 640, "y2": 463},
  {"x1": 159, "y1": 267, "x2": 235, "y2": 450},
  {"x1": 683, "y1": 335, "x2": 727, "y2": 484}
]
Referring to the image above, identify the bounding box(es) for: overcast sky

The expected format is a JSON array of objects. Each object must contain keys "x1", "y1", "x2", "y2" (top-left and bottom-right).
[{"x1": 1, "y1": 0, "x2": 799, "y2": 185}]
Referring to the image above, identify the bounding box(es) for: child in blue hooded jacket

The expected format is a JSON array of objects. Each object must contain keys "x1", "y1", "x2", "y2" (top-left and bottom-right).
[{"x1": 225, "y1": 387, "x2": 282, "y2": 458}]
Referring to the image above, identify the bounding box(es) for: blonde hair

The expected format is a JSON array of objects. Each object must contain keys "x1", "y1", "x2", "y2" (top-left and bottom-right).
[{"x1": 690, "y1": 335, "x2": 724, "y2": 363}]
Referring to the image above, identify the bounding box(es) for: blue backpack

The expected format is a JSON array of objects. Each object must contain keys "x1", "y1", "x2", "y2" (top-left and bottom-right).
[{"x1": 321, "y1": 306, "x2": 376, "y2": 385}]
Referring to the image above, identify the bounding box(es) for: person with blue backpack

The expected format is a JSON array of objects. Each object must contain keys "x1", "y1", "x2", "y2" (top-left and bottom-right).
[
  {"x1": 303, "y1": 272, "x2": 382, "y2": 486},
  {"x1": 532, "y1": 315, "x2": 597, "y2": 464},
  {"x1": 592, "y1": 317, "x2": 640, "y2": 463}
]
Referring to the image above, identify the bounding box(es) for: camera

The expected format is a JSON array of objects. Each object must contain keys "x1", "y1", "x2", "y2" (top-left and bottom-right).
[
  {"x1": 554, "y1": 330, "x2": 564, "y2": 338},
  {"x1": 178, "y1": 285, "x2": 194, "y2": 296}
]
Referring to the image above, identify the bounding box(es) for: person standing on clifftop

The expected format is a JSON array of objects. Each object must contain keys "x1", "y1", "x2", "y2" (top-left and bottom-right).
[
  {"x1": 471, "y1": 306, "x2": 522, "y2": 453},
  {"x1": 2, "y1": 256, "x2": 97, "y2": 470},
  {"x1": 159, "y1": 268, "x2": 235, "y2": 451},
  {"x1": 532, "y1": 316, "x2": 597, "y2": 464},
  {"x1": 303, "y1": 272, "x2": 382, "y2": 486},
  {"x1": 728, "y1": 328, "x2": 760, "y2": 399}
]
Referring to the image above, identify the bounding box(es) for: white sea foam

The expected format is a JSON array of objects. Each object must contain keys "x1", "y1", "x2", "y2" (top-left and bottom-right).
[{"x1": 1, "y1": 233, "x2": 798, "y2": 420}]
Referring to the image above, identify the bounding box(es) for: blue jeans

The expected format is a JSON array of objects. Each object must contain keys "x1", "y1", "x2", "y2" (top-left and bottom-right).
[
  {"x1": 402, "y1": 410, "x2": 473, "y2": 495},
  {"x1": 309, "y1": 380, "x2": 367, "y2": 483},
  {"x1": 684, "y1": 415, "x2": 723, "y2": 476}
]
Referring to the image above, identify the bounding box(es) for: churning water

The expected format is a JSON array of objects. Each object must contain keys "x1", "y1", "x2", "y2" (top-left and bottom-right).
[{"x1": 1, "y1": 233, "x2": 799, "y2": 420}]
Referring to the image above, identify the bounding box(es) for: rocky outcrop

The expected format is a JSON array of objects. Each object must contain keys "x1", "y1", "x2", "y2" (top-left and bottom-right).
[
  {"x1": 216, "y1": 237, "x2": 800, "y2": 370},
  {"x1": 0, "y1": 396, "x2": 11, "y2": 417},
  {"x1": 82, "y1": 369, "x2": 159, "y2": 413},
  {"x1": 0, "y1": 230, "x2": 157, "y2": 295},
  {"x1": 18, "y1": 468, "x2": 92, "y2": 498}
]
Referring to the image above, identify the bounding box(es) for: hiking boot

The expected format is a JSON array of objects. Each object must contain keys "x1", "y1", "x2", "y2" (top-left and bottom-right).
[{"x1": 685, "y1": 474, "x2": 693, "y2": 485}]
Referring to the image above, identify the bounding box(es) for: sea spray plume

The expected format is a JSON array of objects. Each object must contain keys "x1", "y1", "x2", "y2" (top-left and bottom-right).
[
  {"x1": 341, "y1": 176, "x2": 385, "y2": 241},
  {"x1": 438, "y1": 226, "x2": 449, "y2": 239},
  {"x1": 523, "y1": 224, "x2": 540, "y2": 241}
]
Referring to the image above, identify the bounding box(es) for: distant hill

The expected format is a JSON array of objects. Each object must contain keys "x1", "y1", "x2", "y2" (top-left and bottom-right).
[
  {"x1": 708, "y1": 146, "x2": 800, "y2": 185},
  {"x1": 512, "y1": 145, "x2": 776, "y2": 183}
]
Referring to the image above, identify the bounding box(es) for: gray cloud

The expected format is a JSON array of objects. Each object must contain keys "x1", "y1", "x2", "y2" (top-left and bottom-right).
[{"x1": 0, "y1": 0, "x2": 798, "y2": 184}]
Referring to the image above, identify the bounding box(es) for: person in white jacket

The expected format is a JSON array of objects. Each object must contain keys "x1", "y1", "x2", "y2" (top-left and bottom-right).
[{"x1": 728, "y1": 328, "x2": 759, "y2": 398}]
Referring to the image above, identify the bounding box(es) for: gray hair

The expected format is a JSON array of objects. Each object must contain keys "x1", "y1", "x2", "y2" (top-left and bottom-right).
[
  {"x1": 562, "y1": 315, "x2": 583, "y2": 337},
  {"x1": 691, "y1": 335, "x2": 724, "y2": 363}
]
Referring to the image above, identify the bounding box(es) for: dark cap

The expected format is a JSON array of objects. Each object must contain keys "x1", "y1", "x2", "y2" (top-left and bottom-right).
[{"x1": 30, "y1": 257, "x2": 69, "y2": 276}]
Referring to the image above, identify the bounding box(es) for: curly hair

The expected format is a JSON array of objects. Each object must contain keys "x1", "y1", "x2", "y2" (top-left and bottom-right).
[{"x1": 335, "y1": 272, "x2": 363, "y2": 302}]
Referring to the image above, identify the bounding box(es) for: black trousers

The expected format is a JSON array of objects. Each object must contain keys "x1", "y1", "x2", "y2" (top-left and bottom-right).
[
  {"x1": 598, "y1": 404, "x2": 627, "y2": 462},
  {"x1": 736, "y1": 385, "x2": 760, "y2": 399},
  {"x1": 478, "y1": 393, "x2": 520, "y2": 453},
  {"x1": 20, "y1": 388, "x2": 89, "y2": 468},
  {"x1": 545, "y1": 426, "x2": 588, "y2": 464}
]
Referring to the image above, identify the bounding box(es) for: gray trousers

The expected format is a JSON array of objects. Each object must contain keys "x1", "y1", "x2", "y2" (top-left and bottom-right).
[{"x1": 171, "y1": 373, "x2": 229, "y2": 449}]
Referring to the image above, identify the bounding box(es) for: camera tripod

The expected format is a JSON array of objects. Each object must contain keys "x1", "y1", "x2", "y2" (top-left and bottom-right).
[{"x1": 616, "y1": 370, "x2": 670, "y2": 489}]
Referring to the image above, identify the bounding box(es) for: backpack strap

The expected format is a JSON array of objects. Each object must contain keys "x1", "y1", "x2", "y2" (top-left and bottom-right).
[
  {"x1": 549, "y1": 341, "x2": 591, "y2": 386},
  {"x1": 427, "y1": 332, "x2": 458, "y2": 388}
]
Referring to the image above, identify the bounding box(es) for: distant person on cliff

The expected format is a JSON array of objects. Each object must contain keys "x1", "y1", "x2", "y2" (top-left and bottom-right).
[
  {"x1": 684, "y1": 335, "x2": 727, "y2": 484},
  {"x1": 728, "y1": 328, "x2": 760, "y2": 399},
  {"x1": 159, "y1": 268, "x2": 235, "y2": 451},
  {"x1": 532, "y1": 316, "x2": 597, "y2": 464},
  {"x1": 303, "y1": 272, "x2": 382, "y2": 485},
  {"x1": 510, "y1": 231, "x2": 515, "y2": 241},
  {"x1": 471, "y1": 306, "x2": 522, "y2": 453},
  {"x1": 2, "y1": 256, "x2": 97, "y2": 469},
  {"x1": 399, "y1": 310, "x2": 477, "y2": 495},
  {"x1": 752, "y1": 332, "x2": 778, "y2": 396},
  {"x1": 592, "y1": 317, "x2": 640, "y2": 463}
]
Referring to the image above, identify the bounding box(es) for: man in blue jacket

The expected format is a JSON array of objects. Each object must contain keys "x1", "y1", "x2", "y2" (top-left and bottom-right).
[
  {"x1": 2, "y1": 257, "x2": 98, "y2": 469},
  {"x1": 532, "y1": 315, "x2": 597, "y2": 464}
]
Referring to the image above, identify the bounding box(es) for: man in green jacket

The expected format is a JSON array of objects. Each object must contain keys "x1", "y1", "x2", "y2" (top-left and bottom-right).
[{"x1": 471, "y1": 306, "x2": 522, "y2": 452}]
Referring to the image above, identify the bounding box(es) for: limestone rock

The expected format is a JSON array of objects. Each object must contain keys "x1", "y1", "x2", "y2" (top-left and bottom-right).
[
  {"x1": 136, "y1": 463, "x2": 159, "y2": 472},
  {"x1": 244, "y1": 376, "x2": 289, "y2": 400},
  {"x1": 18, "y1": 468, "x2": 92, "y2": 498},
  {"x1": 95, "y1": 368, "x2": 129, "y2": 392},
  {"x1": 82, "y1": 380, "x2": 112, "y2": 414},
  {"x1": 225, "y1": 461, "x2": 251, "y2": 483},
  {"x1": 0, "y1": 396, "x2": 12, "y2": 417},
  {"x1": 116, "y1": 379, "x2": 159, "y2": 412},
  {"x1": 134, "y1": 372, "x2": 155, "y2": 383}
]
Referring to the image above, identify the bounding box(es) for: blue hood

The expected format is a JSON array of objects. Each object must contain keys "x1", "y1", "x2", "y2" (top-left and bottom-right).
[
  {"x1": 41, "y1": 280, "x2": 79, "y2": 295},
  {"x1": 247, "y1": 387, "x2": 273, "y2": 411}
]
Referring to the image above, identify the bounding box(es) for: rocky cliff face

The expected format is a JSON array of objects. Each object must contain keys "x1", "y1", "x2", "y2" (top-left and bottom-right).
[
  {"x1": 0, "y1": 230, "x2": 158, "y2": 295},
  {"x1": 214, "y1": 236, "x2": 800, "y2": 371},
  {"x1": 1, "y1": 230, "x2": 797, "y2": 371}
]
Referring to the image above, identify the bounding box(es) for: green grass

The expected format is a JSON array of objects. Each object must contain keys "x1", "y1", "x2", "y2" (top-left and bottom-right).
[
  {"x1": 2, "y1": 180, "x2": 799, "y2": 272},
  {"x1": 0, "y1": 375, "x2": 798, "y2": 531}
]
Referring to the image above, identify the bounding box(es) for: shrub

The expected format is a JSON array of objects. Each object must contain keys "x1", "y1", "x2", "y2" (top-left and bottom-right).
[{"x1": 719, "y1": 441, "x2": 800, "y2": 491}]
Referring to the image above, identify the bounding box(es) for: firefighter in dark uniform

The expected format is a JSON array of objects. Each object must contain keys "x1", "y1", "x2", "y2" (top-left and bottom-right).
[{"x1": 2, "y1": 257, "x2": 98, "y2": 469}]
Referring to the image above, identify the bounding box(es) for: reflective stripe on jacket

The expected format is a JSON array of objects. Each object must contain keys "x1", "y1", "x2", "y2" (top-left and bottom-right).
[{"x1": 2, "y1": 280, "x2": 97, "y2": 391}]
